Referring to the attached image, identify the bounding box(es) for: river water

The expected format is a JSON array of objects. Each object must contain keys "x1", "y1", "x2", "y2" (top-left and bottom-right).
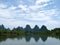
[{"x1": 0, "y1": 35, "x2": 60, "y2": 45}]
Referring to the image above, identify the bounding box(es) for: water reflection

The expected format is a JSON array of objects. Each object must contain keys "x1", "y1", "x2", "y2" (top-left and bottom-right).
[
  {"x1": 0, "y1": 36, "x2": 7, "y2": 42},
  {"x1": 0, "y1": 34, "x2": 60, "y2": 42},
  {"x1": 40, "y1": 35, "x2": 48, "y2": 42}
]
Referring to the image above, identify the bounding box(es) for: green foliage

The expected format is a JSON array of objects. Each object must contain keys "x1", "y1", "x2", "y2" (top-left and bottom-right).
[{"x1": 0, "y1": 24, "x2": 60, "y2": 40}]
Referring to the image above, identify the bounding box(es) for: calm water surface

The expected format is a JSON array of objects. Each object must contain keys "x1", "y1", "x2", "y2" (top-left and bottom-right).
[{"x1": 0, "y1": 36, "x2": 60, "y2": 45}]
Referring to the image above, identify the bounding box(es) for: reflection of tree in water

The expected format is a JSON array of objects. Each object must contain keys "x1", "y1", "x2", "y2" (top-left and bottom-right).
[
  {"x1": 0, "y1": 34, "x2": 60, "y2": 42},
  {"x1": 0, "y1": 35, "x2": 48, "y2": 42},
  {"x1": 0, "y1": 36, "x2": 7, "y2": 42},
  {"x1": 40, "y1": 35, "x2": 48, "y2": 42}
]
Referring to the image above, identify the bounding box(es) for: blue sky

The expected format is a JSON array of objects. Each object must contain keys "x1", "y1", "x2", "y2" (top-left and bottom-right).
[{"x1": 0, "y1": 0, "x2": 60, "y2": 29}]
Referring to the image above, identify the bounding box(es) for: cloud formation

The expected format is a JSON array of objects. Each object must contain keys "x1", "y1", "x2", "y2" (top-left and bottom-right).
[{"x1": 0, "y1": 0, "x2": 60, "y2": 29}]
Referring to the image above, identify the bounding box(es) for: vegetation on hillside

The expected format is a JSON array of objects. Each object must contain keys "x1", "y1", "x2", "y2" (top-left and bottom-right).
[{"x1": 0, "y1": 24, "x2": 60, "y2": 39}]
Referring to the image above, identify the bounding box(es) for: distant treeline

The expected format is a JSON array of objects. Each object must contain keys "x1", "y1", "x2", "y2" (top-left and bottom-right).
[{"x1": 0, "y1": 24, "x2": 60, "y2": 37}]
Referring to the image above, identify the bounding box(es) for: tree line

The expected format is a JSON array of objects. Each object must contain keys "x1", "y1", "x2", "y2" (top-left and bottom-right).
[{"x1": 0, "y1": 24, "x2": 60, "y2": 37}]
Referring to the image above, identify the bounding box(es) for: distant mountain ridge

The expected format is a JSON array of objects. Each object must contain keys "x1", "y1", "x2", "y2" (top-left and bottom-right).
[
  {"x1": 0, "y1": 24, "x2": 60, "y2": 32},
  {"x1": 0, "y1": 24, "x2": 48, "y2": 32}
]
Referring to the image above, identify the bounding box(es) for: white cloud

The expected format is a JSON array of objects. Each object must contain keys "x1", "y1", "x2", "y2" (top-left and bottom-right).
[
  {"x1": 0, "y1": 0, "x2": 60, "y2": 29},
  {"x1": 0, "y1": 3, "x2": 7, "y2": 8},
  {"x1": 18, "y1": 8, "x2": 58, "y2": 21},
  {"x1": 29, "y1": 3, "x2": 49, "y2": 11},
  {"x1": 36, "y1": 0, "x2": 51, "y2": 5},
  {"x1": 28, "y1": 0, "x2": 52, "y2": 10},
  {"x1": 17, "y1": 0, "x2": 52, "y2": 12},
  {"x1": 0, "y1": 9, "x2": 11, "y2": 18},
  {"x1": 9, "y1": 6, "x2": 17, "y2": 10},
  {"x1": 0, "y1": 3, "x2": 11, "y2": 18},
  {"x1": 18, "y1": 4, "x2": 29, "y2": 11},
  {"x1": 0, "y1": 5, "x2": 16, "y2": 19}
]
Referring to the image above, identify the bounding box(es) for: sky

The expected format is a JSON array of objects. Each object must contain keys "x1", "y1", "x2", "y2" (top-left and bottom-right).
[{"x1": 0, "y1": 0, "x2": 60, "y2": 29}]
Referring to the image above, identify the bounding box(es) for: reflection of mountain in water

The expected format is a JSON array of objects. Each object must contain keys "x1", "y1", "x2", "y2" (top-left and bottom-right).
[
  {"x1": 24, "y1": 34, "x2": 48, "y2": 42},
  {"x1": 0, "y1": 24, "x2": 60, "y2": 42},
  {"x1": 40, "y1": 35, "x2": 48, "y2": 42},
  {"x1": 0, "y1": 34, "x2": 48, "y2": 42},
  {"x1": 24, "y1": 34, "x2": 31, "y2": 42}
]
